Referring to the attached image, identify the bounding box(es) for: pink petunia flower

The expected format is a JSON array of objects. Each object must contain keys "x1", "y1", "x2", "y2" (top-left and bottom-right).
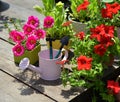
[
  {"x1": 43, "y1": 16, "x2": 54, "y2": 28},
  {"x1": 27, "y1": 15, "x2": 39, "y2": 27},
  {"x1": 12, "y1": 44, "x2": 25, "y2": 56},
  {"x1": 34, "y1": 29, "x2": 46, "y2": 40},
  {"x1": 23, "y1": 24, "x2": 35, "y2": 35},
  {"x1": 25, "y1": 35, "x2": 37, "y2": 50}
]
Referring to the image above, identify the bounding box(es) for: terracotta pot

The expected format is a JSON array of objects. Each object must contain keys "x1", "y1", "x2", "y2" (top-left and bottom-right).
[{"x1": 14, "y1": 44, "x2": 41, "y2": 64}]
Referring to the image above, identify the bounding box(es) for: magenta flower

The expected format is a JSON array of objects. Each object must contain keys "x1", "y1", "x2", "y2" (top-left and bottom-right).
[
  {"x1": 13, "y1": 31, "x2": 24, "y2": 43},
  {"x1": 27, "y1": 15, "x2": 39, "y2": 27},
  {"x1": 9, "y1": 30, "x2": 16, "y2": 39},
  {"x1": 43, "y1": 16, "x2": 54, "y2": 28},
  {"x1": 12, "y1": 44, "x2": 25, "y2": 56},
  {"x1": 25, "y1": 35, "x2": 37, "y2": 50},
  {"x1": 34, "y1": 29, "x2": 46, "y2": 40},
  {"x1": 23, "y1": 24, "x2": 35, "y2": 35}
]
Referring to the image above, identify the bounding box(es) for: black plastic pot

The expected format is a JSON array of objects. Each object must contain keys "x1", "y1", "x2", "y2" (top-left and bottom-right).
[
  {"x1": 0, "y1": 1, "x2": 10, "y2": 12},
  {"x1": 69, "y1": 67, "x2": 120, "y2": 102}
]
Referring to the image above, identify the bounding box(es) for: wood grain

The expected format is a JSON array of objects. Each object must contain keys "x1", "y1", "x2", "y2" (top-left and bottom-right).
[{"x1": 0, "y1": 39, "x2": 82, "y2": 102}]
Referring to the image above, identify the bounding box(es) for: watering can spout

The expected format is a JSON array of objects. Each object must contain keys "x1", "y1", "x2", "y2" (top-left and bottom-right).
[{"x1": 19, "y1": 57, "x2": 42, "y2": 74}]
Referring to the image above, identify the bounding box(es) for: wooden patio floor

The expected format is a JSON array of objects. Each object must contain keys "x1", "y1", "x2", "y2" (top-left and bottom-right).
[{"x1": 0, "y1": 0, "x2": 83, "y2": 102}]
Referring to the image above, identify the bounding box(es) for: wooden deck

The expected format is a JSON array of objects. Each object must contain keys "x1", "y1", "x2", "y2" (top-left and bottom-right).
[{"x1": 0, "y1": 0, "x2": 82, "y2": 102}]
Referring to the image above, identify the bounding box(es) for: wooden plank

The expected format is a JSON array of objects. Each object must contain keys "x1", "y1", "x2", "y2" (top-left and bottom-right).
[
  {"x1": 0, "y1": 39, "x2": 82, "y2": 102},
  {"x1": 0, "y1": 0, "x2": 46, "y2": 45},
  {"x1": 0, "y1": 70, "x2": 54, "y2": 102}
]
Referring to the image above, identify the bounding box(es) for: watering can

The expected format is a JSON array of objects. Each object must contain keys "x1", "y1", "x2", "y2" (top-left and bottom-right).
[{"x1": 19, "y1": 49, "x2": 68, "y2": 80}]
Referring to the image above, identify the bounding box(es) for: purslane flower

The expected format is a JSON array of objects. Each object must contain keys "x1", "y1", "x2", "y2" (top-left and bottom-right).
[
  {"x1": 23, "y1": 23, "x2": 35, "y2": 35},
  {"x1": 43, "y1": 16, "x2": 54, "y2": 28},
  {"x1": 27, "y1": 15, "x2": 39, "y2": 27},
  {"x1": 9, "y1": 15, "x2": 47, "y2": 57},
  {"x1": 12, "y1": 31, "x2": 24, "y2": 43},
  {"x1": 34, "y1": 29, "x2": 46, "y2": 40},
  {"x1": 25, "y1": 35, "x2": 37, "y2": 50},
  {"x1": 12, "y1": 44, "x2": 25, "y2": 56}
]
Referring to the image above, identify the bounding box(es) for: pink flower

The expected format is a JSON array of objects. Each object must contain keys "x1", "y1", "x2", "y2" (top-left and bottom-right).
[
  {"x1": 27, "y1": 15, "x2": 39, "y2": 27},
  {"x1": 10, "y1": 30, "x2": 24, "y2": 43},
  {"x1": 9, "y1": 30, "x2": 16, "y2": 39},
  {"x1": 12, "y1": 44, "x2": 25, "y2": 56},
  {"x1": 23, "y1": 24, "x2": 35, "y2": 35},
  {"x1": 25, "y1": 35, "x2": 37, "y2": 50},
  {"x1": 34, "y1": 29, "x2": 46, "y2": 40},
  {"x1": 43, "y1": 16, "x2": 54, "y2": 28}
]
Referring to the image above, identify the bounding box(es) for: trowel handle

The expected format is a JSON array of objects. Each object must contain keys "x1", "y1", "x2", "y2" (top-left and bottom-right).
[
  {"x1": 61, "y1": 48, "x2": 68, "y2": 61},
  {"x1": 56, "y1": 48, "x2": 68, "y2": 65}
]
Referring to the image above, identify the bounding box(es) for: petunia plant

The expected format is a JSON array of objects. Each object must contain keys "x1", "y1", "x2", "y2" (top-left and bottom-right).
[
  {"x1": 9, "y1": 15, "x2": 47, "y2": 57},
  {"x1": 69, "y1": 0, "x2": 100, "y2": 23},
  {"x1": 69, "y1": 0, "x2": 120, "y2": 30},
  {"x1": 61, "y1": 23, "x2": 120, "y2": 101}
]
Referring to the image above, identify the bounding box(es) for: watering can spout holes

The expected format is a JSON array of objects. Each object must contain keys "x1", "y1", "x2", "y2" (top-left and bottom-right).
[{"x1": 19, "y1": 57, "x2": 30, "y2": 70}]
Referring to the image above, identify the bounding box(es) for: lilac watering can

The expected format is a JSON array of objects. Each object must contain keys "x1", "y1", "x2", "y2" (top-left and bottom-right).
[{"x1": 19, "y1": 49, "x2": 68, "y2": 80}]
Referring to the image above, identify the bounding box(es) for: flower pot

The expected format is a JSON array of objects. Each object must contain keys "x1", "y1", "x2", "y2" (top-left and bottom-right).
[
  {"x1": 117, "y1": 27, "x2": 120, "y2": 39},
  {"x1": 103, "y1": 54, "x2": 114, "y2": 67},
  {"x1": 14, "y1": 44, "x2": 41, "y2": 64},
  {"x1": 71, "y1": 20, "x2": 88, "y2": 34},
  {"x1": 69, "y1": 67, "x2": 120, "y2": 102},
  {"x1": 46, "y1": 39, "x2": 71, "y2": 50}
]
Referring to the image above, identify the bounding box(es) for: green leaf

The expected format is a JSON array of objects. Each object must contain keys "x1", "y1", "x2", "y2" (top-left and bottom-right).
[
  {"x1": 102, "y1": 0, "x2": 114, "y2": 3},
  {"x1": 33, "y1": 5, "x2": 44, "y2": 15}
]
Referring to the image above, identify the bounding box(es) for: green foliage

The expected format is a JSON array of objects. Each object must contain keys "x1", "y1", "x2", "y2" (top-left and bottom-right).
[
  {"x1": 70, "y1": 0, "x2": 101, "y2": 22},
  {"x1": 33, "y1": 0, "x2": 74, "y2": 39}
]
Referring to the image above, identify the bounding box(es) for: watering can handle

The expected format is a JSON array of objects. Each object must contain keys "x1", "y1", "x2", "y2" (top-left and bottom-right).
[{"x1": 56, "y1": 48, "x2": 68, "y2": 65}]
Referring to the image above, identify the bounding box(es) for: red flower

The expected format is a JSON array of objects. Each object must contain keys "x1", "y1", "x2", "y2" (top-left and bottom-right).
[
  {"x1": 104, "y1": 25, "x2": 114, "y2": 38},
  {"x1": 101, "y1": 2, "x2": 120, "y2": 19},
  {"x1": 90, "y1": 24, "x2": 114, "y2": 42},
  {"x1": 106, "y1": 3, "x2": 120, "y2": 14},
  {"x1": 99, "y1": 33, "x2": 114, "y2": 47},
  {"x1": 107, "y1": 80, "x2": 120, "y2": 94},
  {"x1": 90, "y1": 24, "x2": 105, "y2": 40},
  {"x1": 62, "y1": 21, "x2": 72, "y2": 27},
  {"x1": 77, "y1": 55, "x2": 92, "y2": 70},
  {"x1": 77, "y1": 0, "x2": 90, "y2": 12},
  {"x1": 75, "y1": 31, "x2": 85, "y2": 40},
  {"x1": 94, "y1": 44, "x2": 107, "y2": 56},
  {"x1": 101, "y1": 8, "x2": 113, "y2": 19}
]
